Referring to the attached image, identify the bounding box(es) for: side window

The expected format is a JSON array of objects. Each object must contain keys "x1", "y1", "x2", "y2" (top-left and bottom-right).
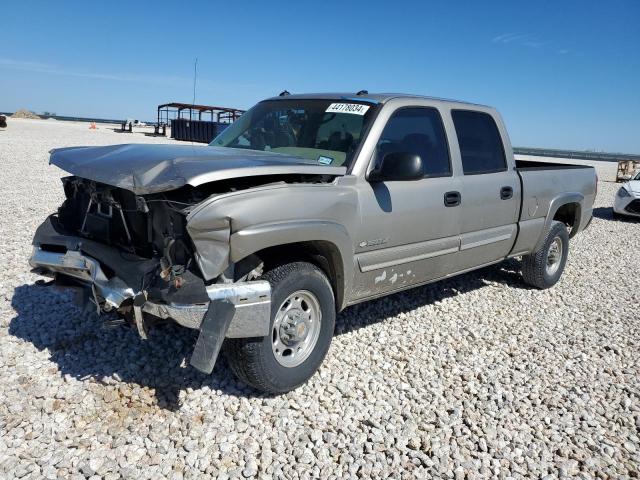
[
  {"x1": 376, "y1": 107, "x2": 451, "y2": 177},
  {"x1": 451, "y1": 110, "x2": 507, "y2": 175}
]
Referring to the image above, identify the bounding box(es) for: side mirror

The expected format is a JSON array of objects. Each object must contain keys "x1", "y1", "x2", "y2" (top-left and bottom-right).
[{"x1": 369, "y1": 152, "x2": 423, "y2": 182}]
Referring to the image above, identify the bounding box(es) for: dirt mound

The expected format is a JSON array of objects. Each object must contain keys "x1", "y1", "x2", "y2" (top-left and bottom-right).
[{"x1": 11, "y1": 109, "x2": 41, "y2": 120}]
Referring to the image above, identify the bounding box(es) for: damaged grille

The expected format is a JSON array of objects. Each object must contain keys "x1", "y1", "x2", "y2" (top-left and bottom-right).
[
  {"x1": 58, "y1": 177, "x2": 154, "y2": 256},
  {"x1": 56, "y1": 177, "x2": 198, "y2": 271}
]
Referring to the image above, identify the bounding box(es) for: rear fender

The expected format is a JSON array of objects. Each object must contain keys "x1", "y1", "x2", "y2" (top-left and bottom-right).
[{"x1": 534, "y1": 192, "x2": 584, "y2": 251}]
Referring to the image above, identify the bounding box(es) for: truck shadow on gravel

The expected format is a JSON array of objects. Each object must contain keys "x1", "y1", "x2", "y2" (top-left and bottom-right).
[
  {"x1": 9, "y1": 285, "x2": 244, "y2": 411},
  {"x1": 336, "y1": 259, "x2": 531, "y2": 334},
  {"x1": 9, "y1": 260, "x2": 528, "y2": 410}
]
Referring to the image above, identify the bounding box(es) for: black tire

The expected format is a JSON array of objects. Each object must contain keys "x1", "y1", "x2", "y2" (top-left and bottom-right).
[
  {"x1": 224, "y1": 262, "x2": 335, "y2": 394},
  {"x1": 521, "y1": 221, "x2": 569, "y2": 289}
]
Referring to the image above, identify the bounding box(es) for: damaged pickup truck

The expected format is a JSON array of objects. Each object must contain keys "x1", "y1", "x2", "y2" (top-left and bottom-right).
[{"x1": 30, "y1": 93, "x2": 597, "y2": 393}]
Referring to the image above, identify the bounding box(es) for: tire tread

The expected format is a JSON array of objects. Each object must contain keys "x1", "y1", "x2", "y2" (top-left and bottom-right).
[{"x1": 521, "y1": 221, "x2": 569, "y2": 289}]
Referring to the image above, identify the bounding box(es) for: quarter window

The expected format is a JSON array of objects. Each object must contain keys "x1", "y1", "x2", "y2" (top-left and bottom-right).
[
  {"x1": 376, "y1": 107, "x2": 451, "y2": 177},
  {"x1": 452, "y1": 110, "x2": 507, "y2": 175}
]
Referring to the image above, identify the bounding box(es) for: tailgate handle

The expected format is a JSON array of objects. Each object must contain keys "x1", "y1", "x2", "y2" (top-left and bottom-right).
[
  {"x1": 444, "y1": 191, "x2": 461, "y2": 207},
  {"x1": 500, "y1": 186, "x2": 513, "y2": 200}
]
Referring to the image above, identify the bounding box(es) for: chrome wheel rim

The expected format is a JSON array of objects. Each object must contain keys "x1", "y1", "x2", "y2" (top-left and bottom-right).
[
  {"x1": 271, "y1": 290, "x2": 322, "y2": 368},
  {"x1": 546, "y1": 236, "x2": 563, "y2": 276}
]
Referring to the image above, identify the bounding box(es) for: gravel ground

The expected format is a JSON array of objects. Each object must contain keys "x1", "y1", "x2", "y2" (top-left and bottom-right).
[{"x1": 0, "y1": 118, "x2": 638, "y2": 479}]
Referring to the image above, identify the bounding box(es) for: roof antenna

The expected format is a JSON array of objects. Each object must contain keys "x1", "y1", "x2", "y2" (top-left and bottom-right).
[
  {"x1": 279, "y1": 90, "x2": 290, "y2": 96},
  {"x1": 356, "y1": 89, "x2": 368, "y2": 96},
  {"x1": 192, "y1": 58, "x2": 198, "y2": 107},
  {"x1": 190, "y1": 58, "x2": 198, "y2": 146}
]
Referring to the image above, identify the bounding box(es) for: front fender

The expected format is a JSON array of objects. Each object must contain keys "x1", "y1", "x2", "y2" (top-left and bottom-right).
[
  {"x1": 230, "y1": 220, "x2": 354, "y2": 309},
  {"x1": 186, "y1": 181, "x2": 359, "y2": 297},
  {"x1": 186, "y1": 218, "x2": 230, "y2": 281}
]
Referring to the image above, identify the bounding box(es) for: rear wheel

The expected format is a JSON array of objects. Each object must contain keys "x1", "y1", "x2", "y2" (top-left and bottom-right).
[
  {"x1": 521, "y1": 221, "x2": 569, "y2": 289},
  {"x1": 224, "y1": 262, "x2": 335, "y2": 393}
]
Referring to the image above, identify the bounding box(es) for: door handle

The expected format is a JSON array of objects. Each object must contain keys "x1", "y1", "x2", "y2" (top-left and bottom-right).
[
  {"x1": 500, "y1": 186, "x2": 513, "y2": 200},
  {"x1": 444, "y1": 191, "x2": 461, "y2": 207}
]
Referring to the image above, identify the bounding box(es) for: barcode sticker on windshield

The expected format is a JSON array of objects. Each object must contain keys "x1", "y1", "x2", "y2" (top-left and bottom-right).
[{"x1": 325, "y1": 103, "x2": 370, "y2": 115}]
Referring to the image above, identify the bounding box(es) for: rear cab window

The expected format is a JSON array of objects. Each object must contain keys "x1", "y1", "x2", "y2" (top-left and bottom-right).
[{"x1": 452, "y1": 110, "x2": 507, "y2": 175}]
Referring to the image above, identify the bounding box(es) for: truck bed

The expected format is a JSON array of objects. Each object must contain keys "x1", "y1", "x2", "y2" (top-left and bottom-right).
[
  {"x1": 515, "y1": 159, "x2": 595, "y2": 171},
  {"x1": 512, "y1": 158, "x2": 597, "y2": 256}
]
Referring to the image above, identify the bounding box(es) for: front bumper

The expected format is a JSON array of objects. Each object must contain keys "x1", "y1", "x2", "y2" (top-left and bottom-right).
[
  {"x1": 613, "y1": 194, "x2": 640, "y2": 217},
  {"x1": 29, "y1": 247, "x2": 136, "y2": 308},
  {"x1": 29, "y1": 245, "x2": 271, "y2": 374}
]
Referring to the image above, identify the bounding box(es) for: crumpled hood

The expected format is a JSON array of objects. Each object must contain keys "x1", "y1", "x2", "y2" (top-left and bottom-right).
[
  {"x1": 50, "y1": 144, "x2": 346, "y2": 194},
  {"x1": 626, "y1": 180, "x2": 640, "y2": 195}
]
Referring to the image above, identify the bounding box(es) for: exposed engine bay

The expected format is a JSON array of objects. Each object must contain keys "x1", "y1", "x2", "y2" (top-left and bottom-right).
[{"x1": 55, "y1": 176, "x2": 208, "y2": 308}]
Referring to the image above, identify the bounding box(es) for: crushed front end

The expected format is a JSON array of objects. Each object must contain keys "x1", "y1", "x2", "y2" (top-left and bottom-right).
[{"x1": 29, "y1": 177, "x2": 270, "y2": 373}]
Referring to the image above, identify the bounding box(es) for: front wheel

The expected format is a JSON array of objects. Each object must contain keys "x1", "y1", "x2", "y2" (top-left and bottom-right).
[
  {"x1": 521, "y1": 221, "x2": 570, "y2": 289},
  {"x1": 224, "y1": 262, "x2": 335, "y2": 393}
]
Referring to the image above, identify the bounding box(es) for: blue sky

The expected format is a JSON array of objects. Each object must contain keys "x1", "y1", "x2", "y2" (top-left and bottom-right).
[{"x1": 2, "y1": 0, "x2": 639, "y2": 153}]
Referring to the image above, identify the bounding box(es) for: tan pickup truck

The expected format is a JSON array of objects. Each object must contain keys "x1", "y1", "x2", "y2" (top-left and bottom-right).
[{"x1": 30, "y1": 92, "x2": 596, "y2": 393}]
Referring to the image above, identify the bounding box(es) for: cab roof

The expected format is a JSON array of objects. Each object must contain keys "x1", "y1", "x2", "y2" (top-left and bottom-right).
[{"x1": 263, "y1": 92, "x2": 489, "y2": 108}]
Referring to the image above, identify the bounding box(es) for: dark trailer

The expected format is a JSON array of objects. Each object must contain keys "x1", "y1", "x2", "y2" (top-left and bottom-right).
[{"x1": 156, "y1": 102, "x2": 245, "y2": 143}]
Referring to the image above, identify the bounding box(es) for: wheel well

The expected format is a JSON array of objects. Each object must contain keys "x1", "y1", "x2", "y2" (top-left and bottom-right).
[
  {"x1": 251, "y1": 241, "x2": 345, "y2": 310},
  {"x1": 553, "y1": 202, "x2": 581, "y2": 236}
]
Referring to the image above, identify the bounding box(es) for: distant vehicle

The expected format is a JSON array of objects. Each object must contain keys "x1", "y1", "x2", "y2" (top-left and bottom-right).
[
  {"x1": 0, "y1": 115, "x2": 6, "y2": 128},
  {"x1": 613, "y1": 170, "x2": 640, "y2": 218},
  {"x1": 124, "y1": 119, "x2": 147, "y2": 128},
  {"x1": 29, "y1": 92, "x2": 597, "y2": 393}
]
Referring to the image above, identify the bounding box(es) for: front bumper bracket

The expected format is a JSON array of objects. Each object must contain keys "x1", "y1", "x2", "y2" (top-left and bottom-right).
[{"x1": 190, "y1": 300, "x2": 236, "y2": 374}]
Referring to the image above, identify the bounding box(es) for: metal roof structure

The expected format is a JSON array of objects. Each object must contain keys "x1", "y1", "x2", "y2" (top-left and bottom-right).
[{"x1": 156, "y1": 102, "x2": 245, "y2": 126}]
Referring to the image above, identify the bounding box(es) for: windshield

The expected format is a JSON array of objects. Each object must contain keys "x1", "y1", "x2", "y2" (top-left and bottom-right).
[{"x1": 210, "y1": 99, "x2": 378, "y2": 168}]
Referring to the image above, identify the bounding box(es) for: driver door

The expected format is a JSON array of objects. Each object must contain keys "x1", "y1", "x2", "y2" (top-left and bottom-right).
[{"x1": 352, "y1": 106, "x2": 461, "y2": 300}]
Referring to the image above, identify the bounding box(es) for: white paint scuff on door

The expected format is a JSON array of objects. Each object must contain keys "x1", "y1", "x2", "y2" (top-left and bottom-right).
[{"x1": 374, "y1": 270, "x2": 387, "y2": 284}]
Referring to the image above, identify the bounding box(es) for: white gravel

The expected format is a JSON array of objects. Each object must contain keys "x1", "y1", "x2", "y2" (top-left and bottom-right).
[{"x1": 0, "y1": 118, "x2": 638, "y2": 479}]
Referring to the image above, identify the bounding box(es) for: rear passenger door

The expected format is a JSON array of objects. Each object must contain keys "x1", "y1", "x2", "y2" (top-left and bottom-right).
[{"x1": 451, "y1": 110, "x2": 521, "y2": 271}]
